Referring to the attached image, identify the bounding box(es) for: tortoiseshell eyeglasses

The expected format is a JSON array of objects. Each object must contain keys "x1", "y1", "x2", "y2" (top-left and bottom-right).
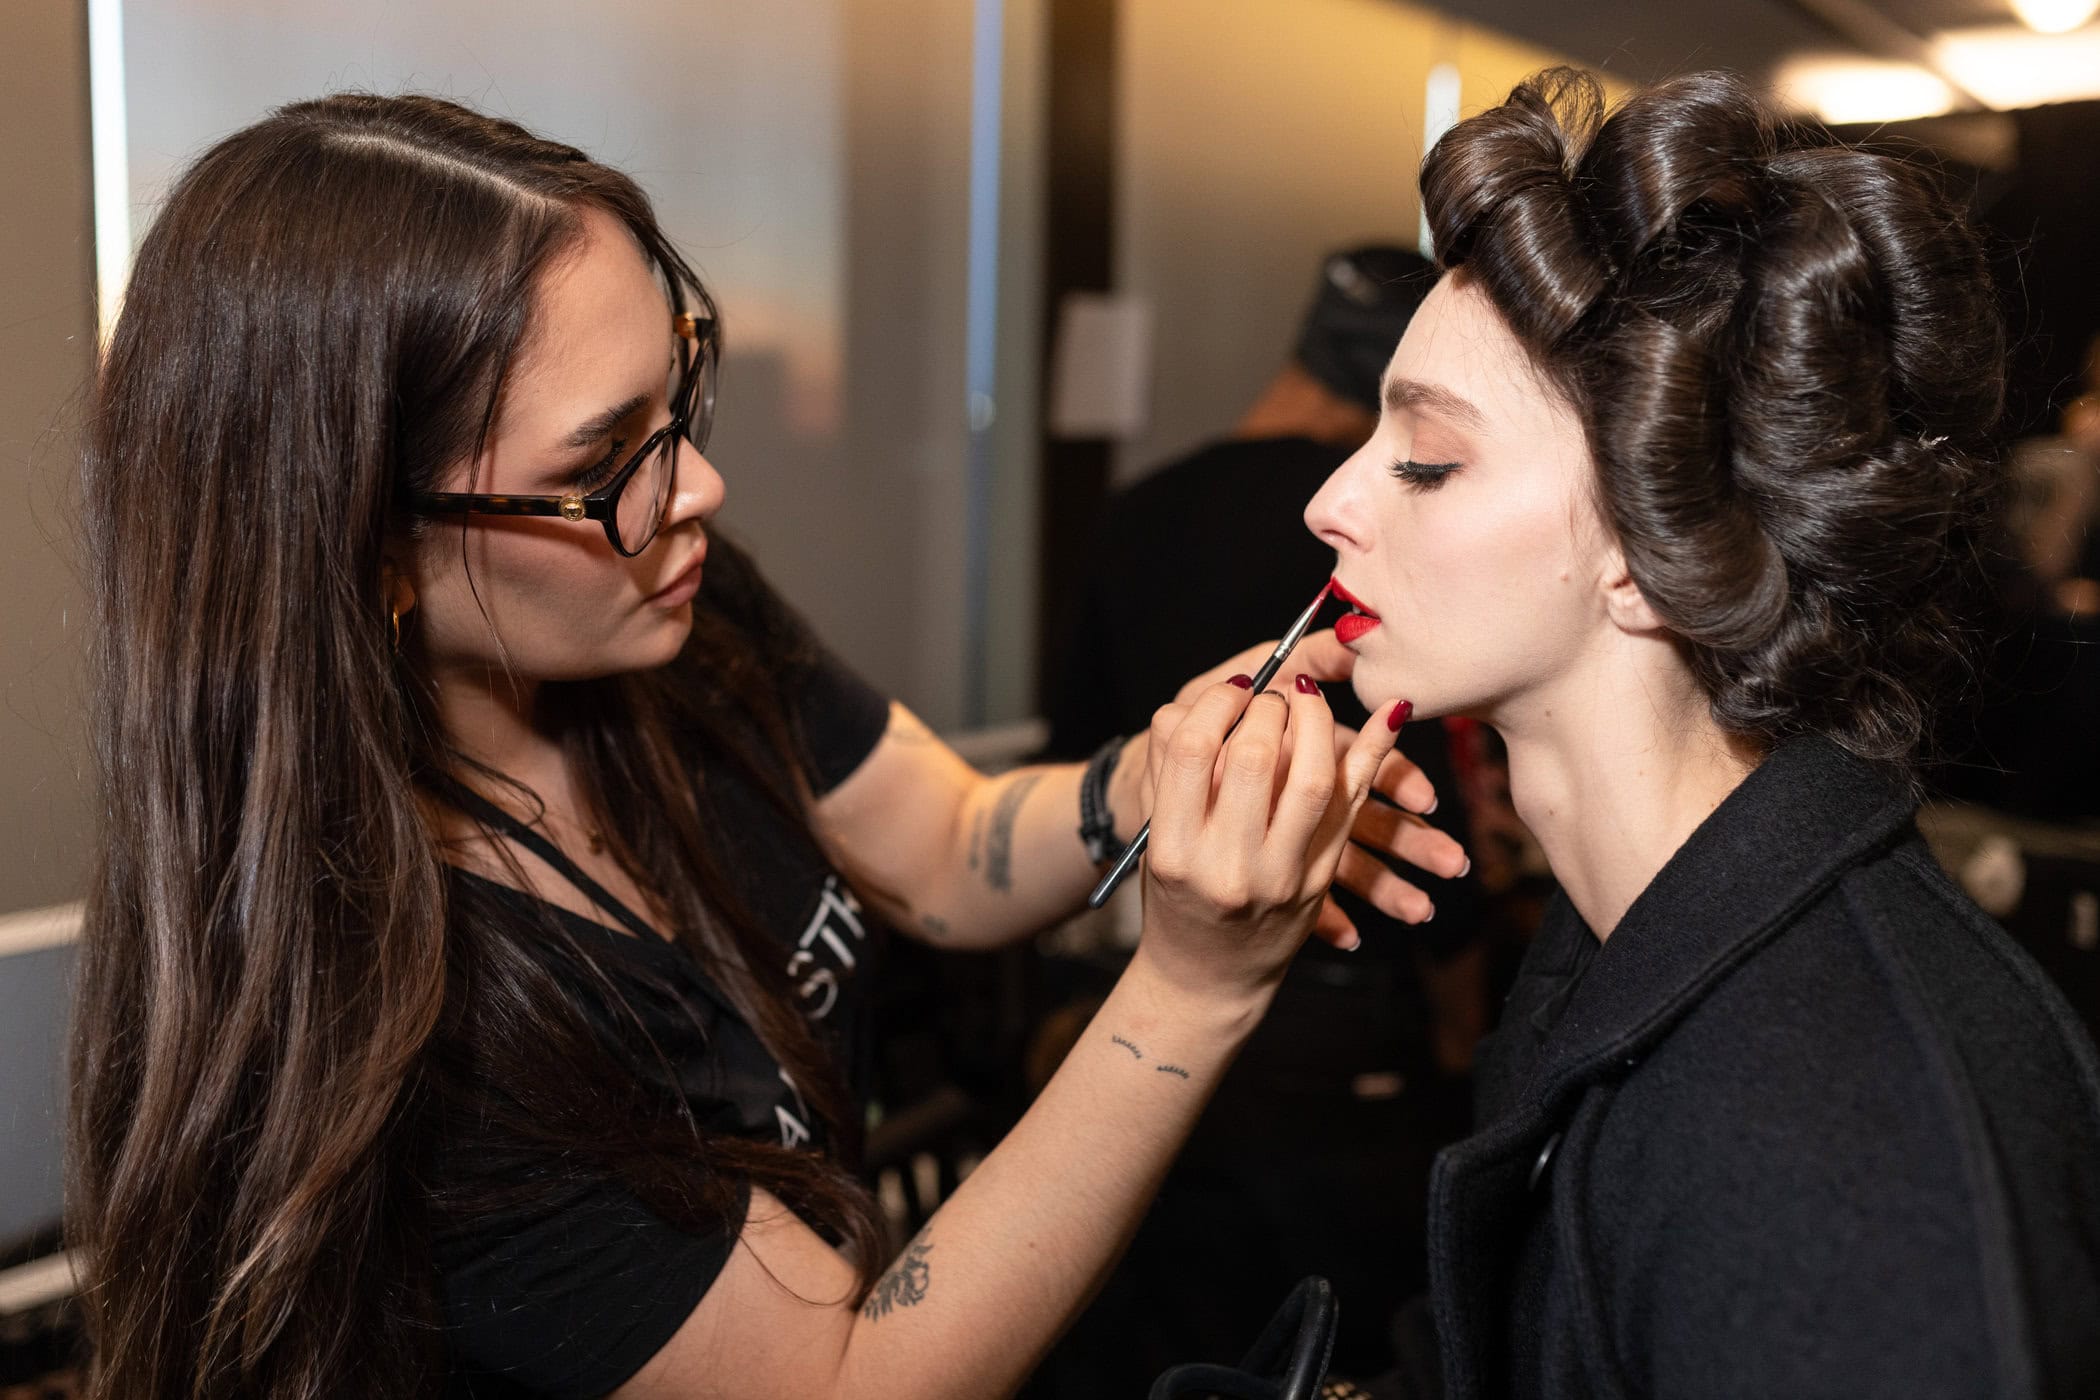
[{"x1": 403, "y1": 311, "x2": 717, "y2": 557}]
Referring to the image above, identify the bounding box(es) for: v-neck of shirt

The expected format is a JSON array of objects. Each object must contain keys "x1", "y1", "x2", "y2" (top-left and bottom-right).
[{"x1": 447, "y1": 865, "x2": 681, "y2": 956}]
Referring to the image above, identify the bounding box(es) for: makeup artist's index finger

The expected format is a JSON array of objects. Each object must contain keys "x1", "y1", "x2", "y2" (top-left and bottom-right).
[{"x1": 1153, "y1": 677, "x2": 1260, "y2": 828}]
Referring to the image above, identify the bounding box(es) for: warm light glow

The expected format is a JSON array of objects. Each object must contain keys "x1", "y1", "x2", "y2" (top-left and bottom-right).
[
  {"x1": 1419, "y1": 62, "x2": 1460, "y2": 260},
  {"x1": 2010, "y1": 0, "x2": 2098, "y2": 35},
  {"x1": 87, "y1": 0, "x2": 130, "y2": 344},
  {"x1": 1772, "y1": 56, "x2": 1957, "y2": 124},
  {"x1": 1932, "y1": 24, "x2": 2100, "y2": 107}
]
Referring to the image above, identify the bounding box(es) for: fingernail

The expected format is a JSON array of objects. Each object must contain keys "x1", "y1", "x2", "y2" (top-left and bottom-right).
[
  {"x1": 1460, "y1": 856, "x2": 1473, "y2": 878},
  {"x1": 1294, "y1": 673, "x2": 1320, "y2": 695},
  {"x1": 1228, "y1": 674, "x2": 1254, "y2": 690},
  {"x1": 1344, "y1": 932, "x2": 1362, "y2": 952},
  {"x1": 1387, "y1": 699, "x2": 1414, "y2": 731},
  {"x1": 1421, "y1": 905, "x2": 1436, "y2": 923}
]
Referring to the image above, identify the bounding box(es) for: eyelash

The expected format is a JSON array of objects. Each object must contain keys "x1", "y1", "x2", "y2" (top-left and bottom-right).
[
  {"x1": 1388, "y1": 458, "x2": 1460, "y2": 491},
  {"x1": 572, "y1": 438, "x2": 629, "y2": 492}
]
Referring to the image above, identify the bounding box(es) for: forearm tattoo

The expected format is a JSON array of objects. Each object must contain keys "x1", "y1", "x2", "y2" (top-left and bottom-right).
[
  {"x1": 1107, "y1": 1034, "x2": 1188, "y2": 1079},
  {"x1": 861, "y1": 1226, "x2": 934, "y2": 1321},
  {"x1": 982, "y1": 773, "x2": 1041, "y2": 893}
]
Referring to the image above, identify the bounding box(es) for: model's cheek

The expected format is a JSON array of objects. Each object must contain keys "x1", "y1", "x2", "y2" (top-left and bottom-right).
[{"x1": 1394, "y1": 484, "x2": 1574, "y2": 667}]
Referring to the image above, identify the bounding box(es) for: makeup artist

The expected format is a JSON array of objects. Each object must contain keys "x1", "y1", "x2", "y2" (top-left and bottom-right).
[
  {"x1": 66, "y1": 95, "x2": 1469, "y2": 1400},
  {"x1": 1309, "y1": 69, "x2": 2100, "y2": 1399}
]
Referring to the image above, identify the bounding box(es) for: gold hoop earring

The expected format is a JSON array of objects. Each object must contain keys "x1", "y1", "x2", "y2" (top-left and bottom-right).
[{"x1": 390, "y1": 603, "x2": 403, "y2": 652}]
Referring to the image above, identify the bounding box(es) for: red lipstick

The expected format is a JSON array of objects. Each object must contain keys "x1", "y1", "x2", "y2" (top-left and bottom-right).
[{"x1": 1329, "y1": 576, "x2": 1382, "y2": 645}]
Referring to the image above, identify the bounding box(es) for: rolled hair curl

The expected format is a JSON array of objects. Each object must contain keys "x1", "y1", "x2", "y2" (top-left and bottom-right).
[{"x1": 1421, "y1": 68, "x2": 2008, "y2": 771}]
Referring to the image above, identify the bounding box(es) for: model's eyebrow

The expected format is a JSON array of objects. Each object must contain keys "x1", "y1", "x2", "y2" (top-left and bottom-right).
[
  {"x1": 1382, "y1": 376, "x2": 1485, "y2": 430},
  {"x1": 557, "y1": 392, "x2": 651, "y2": 451}
]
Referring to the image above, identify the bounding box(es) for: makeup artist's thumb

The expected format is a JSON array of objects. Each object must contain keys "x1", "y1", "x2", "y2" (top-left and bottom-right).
[
  {"x1": 1337, "y1": 698, "x2": 1412, "y2": 813},
  {"x1": 1286, "y1": 628, "x2": 1356, "y2": 684}
]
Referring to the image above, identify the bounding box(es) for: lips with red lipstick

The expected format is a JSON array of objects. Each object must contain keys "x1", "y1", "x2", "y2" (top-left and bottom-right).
[{"x1": 1329, "y1": 578, "x2": 1382, "y2": 645}]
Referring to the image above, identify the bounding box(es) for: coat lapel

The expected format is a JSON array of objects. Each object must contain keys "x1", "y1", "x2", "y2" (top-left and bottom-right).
[{"x1": 1526, "y1": 737, "x2": 1916, "y2": 1101}]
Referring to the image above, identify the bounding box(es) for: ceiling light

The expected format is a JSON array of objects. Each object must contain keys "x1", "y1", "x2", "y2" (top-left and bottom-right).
[
  {"x1": 1772, "y1": 56, "x2": 1958, "y2": 123},
  {"x1": 2009, "y1": 0, "x2": 2098, "y2": 35},
  {"x1": 1932, "y1": 24, "x2": 2100, "y2": 107}
]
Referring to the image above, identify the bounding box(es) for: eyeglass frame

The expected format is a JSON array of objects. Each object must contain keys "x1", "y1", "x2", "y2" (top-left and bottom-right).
[{"x1": 401, "y1": 311, "x2": 717, "y2": 558}]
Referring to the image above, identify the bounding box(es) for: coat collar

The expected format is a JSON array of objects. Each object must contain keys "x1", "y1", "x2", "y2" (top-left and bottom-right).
[{"x1": 1521, "y1": 734, "x2": 1918, "y2": 1107}]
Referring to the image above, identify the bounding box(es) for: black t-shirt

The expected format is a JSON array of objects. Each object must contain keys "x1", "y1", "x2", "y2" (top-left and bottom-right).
[{"x1": 436, "y1": 556, "x2": 892, "y2": 1399}]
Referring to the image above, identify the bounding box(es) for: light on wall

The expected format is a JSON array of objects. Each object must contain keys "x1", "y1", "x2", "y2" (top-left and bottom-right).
[
  {"x1": 87, "y1": 0, "x2": 130, "y2": 344},
  {"x1": 2009, "y1": 0, "x2": 2099, "y2": 35}
]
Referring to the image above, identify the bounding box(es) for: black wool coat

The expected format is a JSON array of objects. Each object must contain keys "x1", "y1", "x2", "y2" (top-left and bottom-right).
[{"x1": 1428, "y1": 737, "x2": 2100, "y2": 1400}]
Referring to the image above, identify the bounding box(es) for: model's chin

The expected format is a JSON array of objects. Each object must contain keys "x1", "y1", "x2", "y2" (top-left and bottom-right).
[
  {"x1": 1345, "y1": 652, "x2": 1401, "y2": 715},
  {"x1": 1347, "y1": 653, "x2": 1445, "y2": 728}
]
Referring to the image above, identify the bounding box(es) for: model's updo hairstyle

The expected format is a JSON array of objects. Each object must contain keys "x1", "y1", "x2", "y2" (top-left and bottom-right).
[{"x1": 1421, "y1": 69, "x2": 2006, "y2": 769}]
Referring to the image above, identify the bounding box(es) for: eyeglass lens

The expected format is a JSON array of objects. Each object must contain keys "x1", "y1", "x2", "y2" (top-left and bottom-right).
[{"x1": 613, "y1": 337, "x2": 715, "y2": 554}]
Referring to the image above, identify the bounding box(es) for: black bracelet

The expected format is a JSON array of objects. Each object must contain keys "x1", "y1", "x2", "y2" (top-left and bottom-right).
[{"x1": 1077, "y1": 736, "x2": 1128, "y2": 866}]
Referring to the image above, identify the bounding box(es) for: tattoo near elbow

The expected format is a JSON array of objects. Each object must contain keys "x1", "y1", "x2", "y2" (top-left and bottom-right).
[{"x1": 861, "y1": 1228, "x2": 933, "y2": 1321}]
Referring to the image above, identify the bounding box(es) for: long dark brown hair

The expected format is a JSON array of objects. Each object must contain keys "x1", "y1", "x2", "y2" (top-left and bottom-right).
[
  {"x1": 71, "y1": 93, "x2": 882, "y2": 1400},
  {"x1": 1420, "y1": 69, "x2": 2007, "y2": 772}
]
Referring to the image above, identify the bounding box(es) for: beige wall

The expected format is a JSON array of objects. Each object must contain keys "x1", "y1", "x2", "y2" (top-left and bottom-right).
[
  {"x1": 1114, "y1": 0, "x2": 1624, "y2": 483},
  {"x1": 0, "y1": 0, "x2": 94, "y2": 916}
]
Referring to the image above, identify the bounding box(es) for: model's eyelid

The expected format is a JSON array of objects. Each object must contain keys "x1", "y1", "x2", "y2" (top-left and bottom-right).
[{"x1": 1386, "y1": 457, "x2": 1462, "y2": 491}]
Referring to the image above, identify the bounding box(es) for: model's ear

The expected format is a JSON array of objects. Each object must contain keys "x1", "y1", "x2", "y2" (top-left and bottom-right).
[{"x1": 1599, "y1": 541, "x2": 1668, "y2": 635}]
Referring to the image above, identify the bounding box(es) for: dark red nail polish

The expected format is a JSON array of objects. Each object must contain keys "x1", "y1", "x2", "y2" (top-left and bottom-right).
[
  {"x1": 1294, "y1": 673, "x2": 1320, "y2": 695},
  {"x1": 1227, "y1": 674, "x2": 1254, "y2": 689},
  {"x1": 1387, "y1": 699, "x2": 1414, "y2": 731}
]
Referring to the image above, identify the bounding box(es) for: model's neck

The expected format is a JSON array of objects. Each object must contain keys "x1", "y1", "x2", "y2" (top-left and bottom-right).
[{"x1": 1493, "y1": 636, "x2": 1763, "y2": 941}]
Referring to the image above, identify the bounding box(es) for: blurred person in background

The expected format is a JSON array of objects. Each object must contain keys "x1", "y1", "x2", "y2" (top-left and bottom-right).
[
  {"x1": 65, "y1": 94, "x2": 1471, "y2": 1400},
  {"x1": 2007, "y1": 332, "x2": 2100, "y2": 617},
  {"x1": 1311, "y1": 69, "x2": 2100, "y2": 1399},
  {"x1": 1039, "y1": 246, "x2": 1491, "y2": 1391},
  {"x1": 1939, "y1": 330, "x2": 2100, "y2": 821}
]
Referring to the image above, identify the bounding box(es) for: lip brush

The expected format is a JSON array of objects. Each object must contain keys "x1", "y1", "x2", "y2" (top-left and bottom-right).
[{"x1": 1086, "y1": 580, "x2": 1335, "y2": 909}]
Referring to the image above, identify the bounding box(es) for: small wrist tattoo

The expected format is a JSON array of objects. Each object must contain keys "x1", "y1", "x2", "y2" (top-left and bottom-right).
[
  {"x1": 1155, "y1": 1063, "x2": 1191, "y2": 1079},
  {"x1": 1111, "y1": 1034, "x2": 1143, "y2": 1058}
]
